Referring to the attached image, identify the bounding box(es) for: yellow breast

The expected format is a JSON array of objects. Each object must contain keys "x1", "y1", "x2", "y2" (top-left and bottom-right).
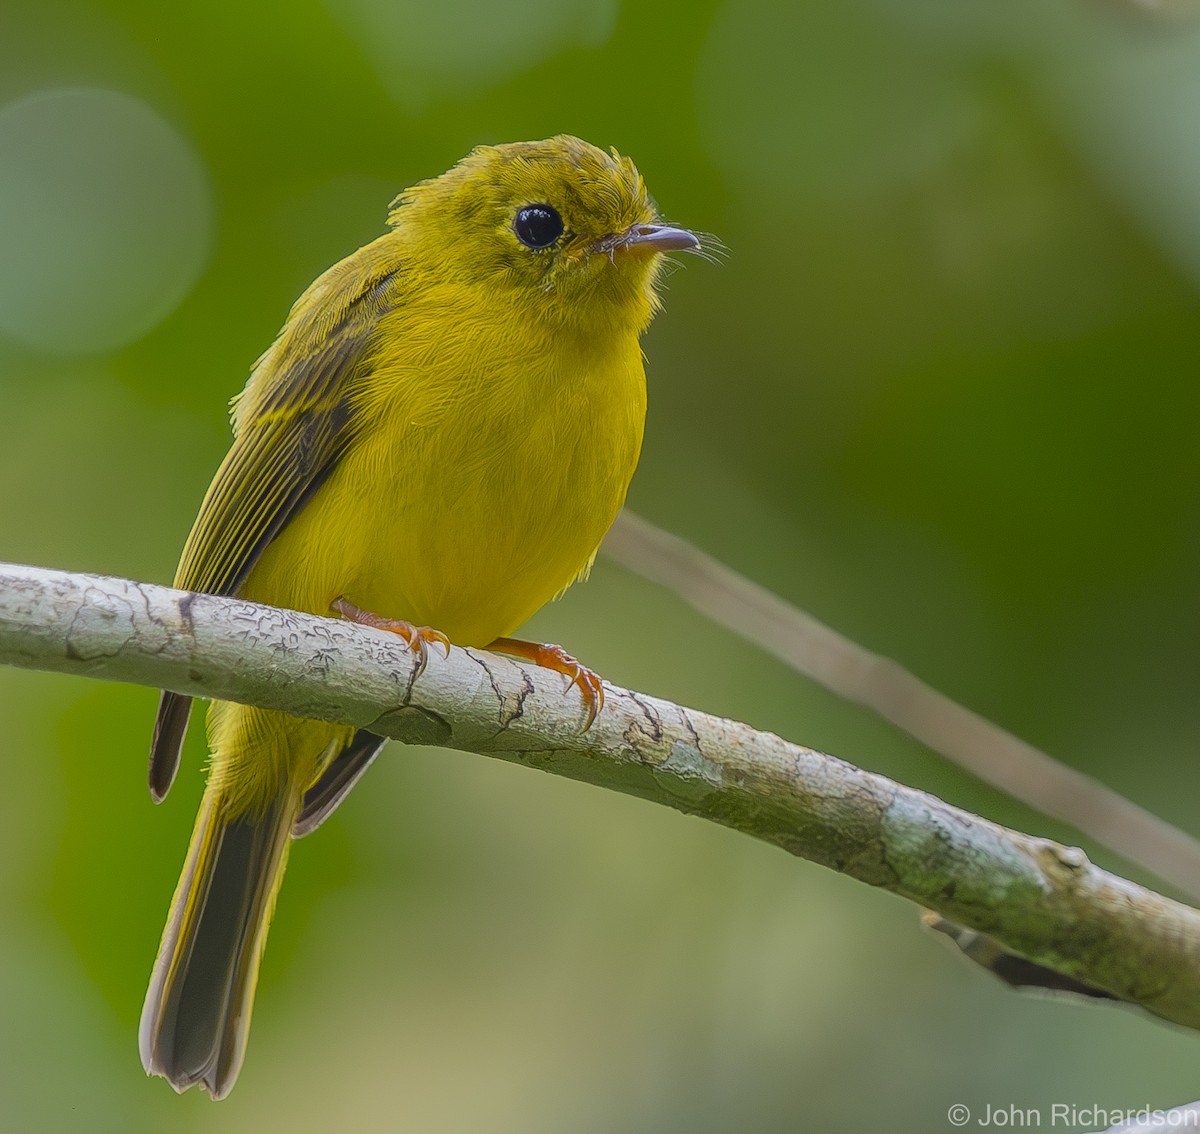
[{"x1": 242, "y1": 281, "x2": 647, "y2": 646}]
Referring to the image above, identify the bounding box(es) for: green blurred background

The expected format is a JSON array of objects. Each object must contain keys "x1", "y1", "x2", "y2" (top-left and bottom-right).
[{"x1": 2, "y1": 0, "x2": 1200, "y2": 1129}]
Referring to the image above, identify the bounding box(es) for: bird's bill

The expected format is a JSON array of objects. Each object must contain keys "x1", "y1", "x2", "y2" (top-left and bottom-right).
[{"x1": 608, "y1": 224, "x2": 700, "y2": 255}]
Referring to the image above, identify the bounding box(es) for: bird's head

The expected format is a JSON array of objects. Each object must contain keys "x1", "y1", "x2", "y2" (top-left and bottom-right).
[{"x1": 390, "y1": 135, "x2": 699, "y2": 331}]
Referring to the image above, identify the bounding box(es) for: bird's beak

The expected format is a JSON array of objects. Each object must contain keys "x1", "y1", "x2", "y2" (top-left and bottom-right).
[{"x1": 607, "y1": 223, "x2": 700, "y2": 255}]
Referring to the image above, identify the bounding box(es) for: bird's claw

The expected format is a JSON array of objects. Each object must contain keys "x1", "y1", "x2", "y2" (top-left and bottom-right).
[
  {"x1": 486, "y1": 637, "x2": 605, "y2": 729},
  {"x1": 332, "y1": 596, "x2": 450, "y2": 677},
  {"x1": 540, "y1": 644, "x2": 604, "y2": 728}
]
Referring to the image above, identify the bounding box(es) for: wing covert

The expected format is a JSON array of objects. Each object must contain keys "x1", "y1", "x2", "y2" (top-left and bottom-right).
[{"x1": 149, "y1": 252, "x2": 402, "y2": 800}]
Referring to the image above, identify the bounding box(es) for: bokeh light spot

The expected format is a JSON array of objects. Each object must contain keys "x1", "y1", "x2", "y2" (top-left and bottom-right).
[
  {"x1": 0, "y1": 87, "x2": 213, "y2": 355},
  {"x1": 327, "y1": 0, "x2": 617, "y2": 109}
]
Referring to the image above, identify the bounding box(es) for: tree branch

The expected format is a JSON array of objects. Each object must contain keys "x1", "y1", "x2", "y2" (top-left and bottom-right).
[
  {"x1": 605, "y1": 510, "x2": 1200, "y2": 902},
  {"x1": 3, "y1": 561, "x2": 1200, "y2": 1031}
]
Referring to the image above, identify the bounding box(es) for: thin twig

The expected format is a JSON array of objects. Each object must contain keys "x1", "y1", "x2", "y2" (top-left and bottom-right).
[
  {"x1": 1091, "y1": 1101, "x2": 1200, "y2": 1134},
  {"x1": 603, "y1": 510, "x2": 1200, "y2": 902},
  {"x1": 2, "y1": 561, "x2": 1200, "y2": 1030}
]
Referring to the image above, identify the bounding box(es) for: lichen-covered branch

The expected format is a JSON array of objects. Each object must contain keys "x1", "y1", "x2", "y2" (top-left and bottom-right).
[
  {"x1": 606, "y1": 510, "x2": 1200, "y2": 902},
  {"x1": 2, "y1": 561, "x2": 1199, "y2": 1031}
]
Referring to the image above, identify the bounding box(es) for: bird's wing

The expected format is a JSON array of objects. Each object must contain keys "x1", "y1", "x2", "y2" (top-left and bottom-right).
[{"x1": 149, "y1": 255, "x2": 402, "y2": 801}]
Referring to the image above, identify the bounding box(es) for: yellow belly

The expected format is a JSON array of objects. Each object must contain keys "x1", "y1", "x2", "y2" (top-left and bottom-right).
[{"x1": 241, "y1": 306, "x2": 647, "y2": 646}]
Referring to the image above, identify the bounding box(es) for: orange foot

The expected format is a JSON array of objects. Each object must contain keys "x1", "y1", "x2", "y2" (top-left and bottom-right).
[
  {"x1": 332, "y1": 596, "x2": 450, "y2": 677},
  {"x1": 487, "y1": 637, "x2": 605, "y2": 729}
]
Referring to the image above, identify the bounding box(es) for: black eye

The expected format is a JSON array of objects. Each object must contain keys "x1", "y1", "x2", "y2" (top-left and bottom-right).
[{"x1": 514, "y1": 203, "x2": 564, "y2": 249}]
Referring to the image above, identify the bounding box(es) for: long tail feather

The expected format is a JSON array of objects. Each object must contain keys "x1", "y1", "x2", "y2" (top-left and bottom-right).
[{"x1": 140, "y1": 784, "x2": 299, "y2": 1099}]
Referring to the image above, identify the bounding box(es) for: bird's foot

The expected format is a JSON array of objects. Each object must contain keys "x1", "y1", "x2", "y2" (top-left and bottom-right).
[
  {"x1": 486, "y1": 637, "x2": 604, "y2": 729},
  {"x1": 332, "y1": 596, "x2": 451, "y2": 677}
]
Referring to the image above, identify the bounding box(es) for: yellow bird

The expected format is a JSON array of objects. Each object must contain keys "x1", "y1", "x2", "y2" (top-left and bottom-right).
[{"x1": 139, "y1": 135, "x2": 699, "y2": 1099}]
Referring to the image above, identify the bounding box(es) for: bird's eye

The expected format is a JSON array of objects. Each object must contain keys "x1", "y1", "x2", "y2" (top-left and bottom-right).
[{"x1": 513, "y1": 204, "x2": 564, "y2": 249}]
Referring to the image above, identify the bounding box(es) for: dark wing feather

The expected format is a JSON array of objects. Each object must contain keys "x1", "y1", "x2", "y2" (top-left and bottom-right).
[
  {"x1": 149, "y1": 256, "x2": 401, "y2": 801},
  {"x1": 293, "y1": 730, "x2": 389, "y2": 837}
]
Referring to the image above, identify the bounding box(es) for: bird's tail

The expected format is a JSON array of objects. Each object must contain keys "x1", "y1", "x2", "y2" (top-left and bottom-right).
[{"x1": 139, "y1": 778, "x2": 301, "y2": 1100}]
